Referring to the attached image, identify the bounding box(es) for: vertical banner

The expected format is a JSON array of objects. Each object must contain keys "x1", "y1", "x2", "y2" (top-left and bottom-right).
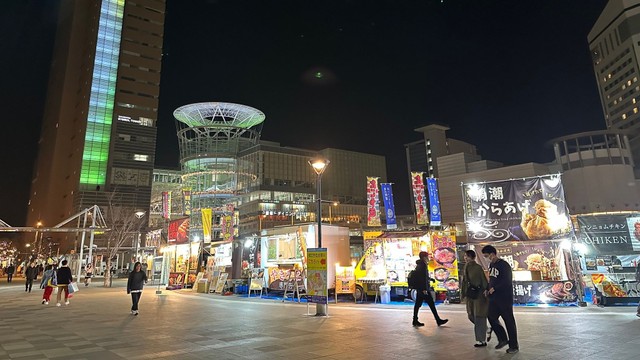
[
  {"x1": 162, "y1": 192, "x2": 171, "y2": 219},
  {"x1": 221, "y1": 214, "x2": 233, "y2": 242},
  {"x1": 182, "y1": 188, "x2": 192, "y2": 216},
  {"x1": 411, "y1": 172, "x2": 429, "y2": 225},
  {"x1": 366, "y1": 177, "x2": 382, "y2": 227},
  {"x1": 380, "y1": 183, "x2": 397, "y2": 230},
  {"x1": 233, "y1": 210, "x2": 240, "y2": 237},
  {"x1": 462, "y1": 175, "x2": 572, "y2": 243},
  {"x1": 307, "y1": 248, "x2": 328, "y2": 304},
  {"x1": 428, "y1": 233, "x2": 459, "y2": 293},
  {"x1": 426, "y1": 178, "x2": 442, "y2": 227},
  {"x1": 201, "y1": 208, "x2": 212, "y2": 243}
]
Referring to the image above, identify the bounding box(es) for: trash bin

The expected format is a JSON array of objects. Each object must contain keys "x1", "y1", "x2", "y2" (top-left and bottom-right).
[{"x1": 379, "y1": 285, "x2": 391, "y2": 304}]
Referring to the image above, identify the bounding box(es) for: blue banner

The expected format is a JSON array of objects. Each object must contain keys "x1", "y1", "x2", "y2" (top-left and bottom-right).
[
  {"x1": 426, "y1": 178, "x2": 442, "y2": 227},
  {"x1": 380, "y1": 183, "x2": 397, "y2": 230}
]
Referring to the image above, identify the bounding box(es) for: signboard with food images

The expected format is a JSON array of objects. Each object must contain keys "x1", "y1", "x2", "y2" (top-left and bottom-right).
[
  {"x1": 249, "y1": 268, "x2": 265, "y2": 291},
  {"x1": 576, "y1": 214, "x2": 640, "y2": 254},
  {"x1": 463, "y1": 175, "x2": 572, "y2": 243},
  {"x1": 267, "y1": 265, "x2": 303, "y2": 291},
  {"x1": 335, "y1": 265, "x2": 356, "y2": 295},
  {"x1": 168, "y1": 217, "x2": 190, "y2": 244},
  {"x1": 306, "y1": 248, "x2": 328, "y2": 304},
  {"x1": 429, "y1": 233, "x2": 459, "y2": 293},
  {"x1": 512, "y1": 280, "x2": 578, "y2": 304}
]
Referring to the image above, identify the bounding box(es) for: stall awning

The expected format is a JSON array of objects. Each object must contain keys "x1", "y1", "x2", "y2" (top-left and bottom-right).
[{"x1": 377, "y1": 231, "x2": 429, "y2": 239}]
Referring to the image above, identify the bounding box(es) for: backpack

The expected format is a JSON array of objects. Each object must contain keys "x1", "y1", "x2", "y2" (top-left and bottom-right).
[{"x1": 407, "y1": 270, "x2": 419, "y2": 289}]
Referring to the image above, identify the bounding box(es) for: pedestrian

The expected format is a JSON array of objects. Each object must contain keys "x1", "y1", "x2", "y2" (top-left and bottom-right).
[
  {"x1": 25, "y1": 263, "x2": 38, "y2": 292},
  {"x1": 462, "y1": 250, "x2": 490, "y2": 347},
  {"x1": 482, "y1": 245, "x2": 519, "y2": 354},
  {"x1": 40, "y1": 265, "x2": 56, "y2": 304},
  {"x1": 84, "y1": 263, "x2": 93, "y2": 287},
  {"x1": 6, "y1": 263, "x2": 15, "y2": 283},
  {"x1": 127, "y1": 261, "x2": 147, "y2": 316},
  {"x1": 411, "y1": 251, "x2": 448, "y2": 327},
  {"x1": 55, "y1": 260, "x2": 73, "y2": 307}
]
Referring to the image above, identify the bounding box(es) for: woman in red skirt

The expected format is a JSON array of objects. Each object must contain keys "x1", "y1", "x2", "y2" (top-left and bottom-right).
[{"x1": 40, "y1": 265, "x2": 56, "y2": 305}]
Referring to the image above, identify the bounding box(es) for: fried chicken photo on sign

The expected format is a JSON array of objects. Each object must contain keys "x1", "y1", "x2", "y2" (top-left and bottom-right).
[{"x1": 521, "y1": 199, "x2": 569, "y2": 240}]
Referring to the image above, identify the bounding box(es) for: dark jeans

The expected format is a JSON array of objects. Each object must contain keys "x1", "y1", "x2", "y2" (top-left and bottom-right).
[
  {"x1": 25, "y1": 279, "x2": 33, "y2": 292},
  {"x1": 7, "y1": 274, "x2": 13, "y2": 282},
  {"x1": 131, "y1": 292, "x2": 142, "y2": 311},
  {"x1": 488, "y1": 300, "x2": 518, "y2": 349},
  {"x1": 413, "y1": 290, "x2": 441, "y2": 321}
]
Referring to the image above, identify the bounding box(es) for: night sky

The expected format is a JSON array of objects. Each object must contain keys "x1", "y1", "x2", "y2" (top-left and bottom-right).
[{"x1": 0, "y1": 0, "x2": 608, "y2": 226}]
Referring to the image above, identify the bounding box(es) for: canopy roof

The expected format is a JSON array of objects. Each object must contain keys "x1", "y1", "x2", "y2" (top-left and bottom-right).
[{"x1": 173, "y1": 102, "x2": 265, "y2": 128}]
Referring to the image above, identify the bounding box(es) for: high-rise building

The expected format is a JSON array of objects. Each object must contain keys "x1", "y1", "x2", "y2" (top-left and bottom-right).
[
  {"x1": 27, "y1": 0, "x2": 166, "y2": 248},
  {"x1": 589, "y1": 0, "x2": 640, "y2": 168}
]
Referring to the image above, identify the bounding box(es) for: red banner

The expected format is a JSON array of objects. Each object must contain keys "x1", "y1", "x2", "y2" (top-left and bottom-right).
[
  {"x1": 366, "y1": 177, "x2": 381, "y2": 227},
  {"x1": 168, "y1": 217, "x2": 189, "y2": 244},
  {"x1": 411, "y1": 172, "x2": 429, "y2": 225}
]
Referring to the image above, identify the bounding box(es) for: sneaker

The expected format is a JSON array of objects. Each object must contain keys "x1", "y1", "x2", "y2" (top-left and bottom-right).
[
  {"x1": 44, "y1": 301, "x2": 49, "y2": 305},
  {"x1": 131, "y1": 310, "x2": 135, "y2": 315},
  {"x1": 474, "y1": 342, "x2": 487, "y2": 348},
  {"x1": 56, "y1": 303, "x2": 61, "y2": 307},
  {"x1": 506, "y1": 348, "x2": 519, "y2": 354},
  {"x1": 65, "y1": 301, "x2": 69, "y2": 305},
  {"x1": 41, "y1": 300, "x2": 46, "y2": 304},
  {"x1": 412, "y1": 320, "x2": 425, "y2": 327},
  {"x1": 134, "y1": 311, "x2": 139, "y2": 316},
  {"x1": 437, "y1": 319, "x2": 449, "y2": 326},
  {"x1": 495, "y1": 340, "x2": 509, "y2": 349}
]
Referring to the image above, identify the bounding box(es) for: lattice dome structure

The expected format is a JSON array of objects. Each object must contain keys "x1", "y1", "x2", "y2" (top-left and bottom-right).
[{"x1": 174, "y1": 102, "x2": 265, "y2": 238}]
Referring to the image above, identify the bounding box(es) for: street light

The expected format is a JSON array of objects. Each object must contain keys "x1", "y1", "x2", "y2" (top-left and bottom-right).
[
  {"x1": 308, "y1": 158, "x2": 329, "y2": 248},
  {"x1": 134, "y1": 211, "x2": 146, "y2": 262},
  {"x1": 329, "y1": 201, "x2": 339, "y2": 224},
  {"x1": 308, "y1": 157, "x2": 329, "y2": 317}
]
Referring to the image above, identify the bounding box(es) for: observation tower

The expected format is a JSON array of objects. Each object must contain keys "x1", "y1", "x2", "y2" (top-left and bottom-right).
[{"x1": 174, "y1": 102, "x2": 265, "y2": 239}]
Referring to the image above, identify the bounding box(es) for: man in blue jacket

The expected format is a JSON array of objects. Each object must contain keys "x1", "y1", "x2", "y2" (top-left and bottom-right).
[{"x1": 482, "y1": 245, "x2": 519, "y2": 354}]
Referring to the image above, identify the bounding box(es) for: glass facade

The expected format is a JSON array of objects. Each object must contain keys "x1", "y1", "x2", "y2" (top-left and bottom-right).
[{"x1": 80, "y1": 0, "x2": 125, "y2": 188}]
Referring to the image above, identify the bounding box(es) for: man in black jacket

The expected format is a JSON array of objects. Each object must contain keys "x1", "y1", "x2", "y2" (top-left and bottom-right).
[
  {"x1": 482, "y1": 245, "x2": 519, "y2": 354},
  {"x1": 6, "y1": 263, "x2": 15, "y2": 283},
  {"x1": 25, "y1": 263, "x2": 38, "y2": 292},
  {"x1": 412, "y1": 251, "x2": 448, "y2": 327}
]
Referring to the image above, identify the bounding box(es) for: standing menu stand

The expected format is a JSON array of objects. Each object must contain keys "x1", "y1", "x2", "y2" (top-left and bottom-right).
[
  {"x1": 214, "y1": 273, "x2": 229, "y2": 294},
  {"x1": 282, "y1": 269, "x2": 306, "y2": 303},
  {"x1": 248, "y1": 268, "x2": 265, "y2": 298},
  {"x1": 335, "y1": 265, "x2": 357, "y2": 303}
]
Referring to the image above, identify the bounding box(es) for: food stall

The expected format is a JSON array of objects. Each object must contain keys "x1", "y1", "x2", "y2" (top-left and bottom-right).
[
  {"x1": 165, "y1": 217, "x2": 199, "y2": 289},
  {"x1": 576, "y1": 213, "x2": 640, "y2": 306},
  {"x1": 353, "y1": 230, "x2": 460, "y2": 301},
  {"x1": 259, "y1": 224, "x2": 350, "y2": 293},
  {"x1": 463, "y1": 175, "x2": 580, "y2": 306}
]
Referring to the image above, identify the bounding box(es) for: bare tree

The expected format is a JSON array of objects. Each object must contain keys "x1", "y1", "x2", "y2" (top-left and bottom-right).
[{"x1": 101, "y1": 192, "x2": 146, "y2": 287}]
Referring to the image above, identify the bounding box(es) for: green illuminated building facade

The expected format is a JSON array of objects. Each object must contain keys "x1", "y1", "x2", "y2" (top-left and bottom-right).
[{"x1": 28, "y1": 0, "x2": 166, "y2": 248}]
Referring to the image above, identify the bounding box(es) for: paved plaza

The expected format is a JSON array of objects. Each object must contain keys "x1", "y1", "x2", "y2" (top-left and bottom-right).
[{"x1": 0, "y1": 278, "x2": 639, "y2": 360}]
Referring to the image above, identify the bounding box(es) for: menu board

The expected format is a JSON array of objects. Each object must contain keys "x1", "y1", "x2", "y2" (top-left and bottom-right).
[
  {"x1": 249, "y1": 268, "x2": 265, "y2": 291},
  {"x1": 307, "y1": 248, "x2": 328, "y2": 304},
  {"x1": 513, "y1": 280, "x2": 578, "y2": 304},
  {"x1": 335, "y1": 266, "x2": 356, "y2": 295},
  {"x1": 428, "y1": 233, "x2": 459, "y2": 293},
  {"x1": 214, "y1": 273, "x2": 228, "y2": 293}
]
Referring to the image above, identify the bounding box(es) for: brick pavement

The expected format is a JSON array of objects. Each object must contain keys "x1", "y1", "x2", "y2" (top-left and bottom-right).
[{"x1": 0, "y1": 279, "x2": 639, "y2": 360}]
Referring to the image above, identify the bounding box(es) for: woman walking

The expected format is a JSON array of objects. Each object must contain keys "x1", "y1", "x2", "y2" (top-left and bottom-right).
[
  {"x1": 40, "y1": 265, "x2": 56, "y2": 305},
  {"x1": 462, "y1": 250, "x2": 490, "y2": 347},
  {"x1": 127, "y1": 262, "x2": 147, "y2": 315},
  {"x1": 56, "y1": 260, "x2": 73, "y2": 307}
]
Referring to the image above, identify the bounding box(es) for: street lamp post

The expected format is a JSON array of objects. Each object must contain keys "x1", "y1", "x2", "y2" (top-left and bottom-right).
[
  {"x1": 134, "y1": 211, "x2": 146, "y2": 263},
  {"x1": 308, "y1": 157, "x2": 329, "y2": 316}
]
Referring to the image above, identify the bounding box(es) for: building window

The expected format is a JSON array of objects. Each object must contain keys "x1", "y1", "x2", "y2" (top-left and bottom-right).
[
  {"x1": 134, "y1": 154, "x2": 149, "y2": 162},
  {"x1": 622, "y1": 114, "x2": 627, "y2": 120}
]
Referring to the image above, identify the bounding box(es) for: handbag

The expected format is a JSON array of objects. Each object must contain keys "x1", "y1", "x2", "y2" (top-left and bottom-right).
[{"x1": 69, "y1": 282, "x2": 79, "y2": 294}]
